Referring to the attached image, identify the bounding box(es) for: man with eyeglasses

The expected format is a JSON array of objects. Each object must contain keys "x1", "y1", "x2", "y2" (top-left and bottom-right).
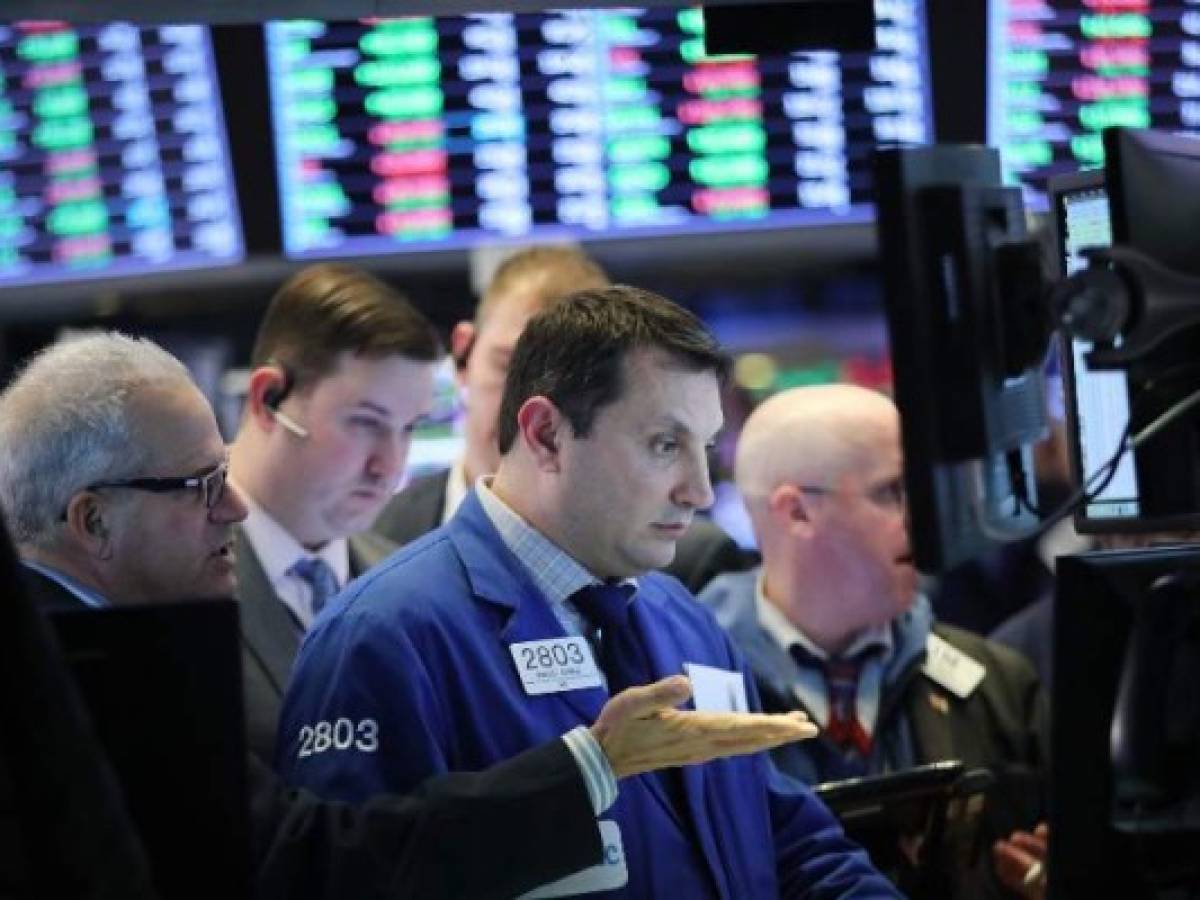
[
  {"x1": 227, "y1": 263, "x2": 440, "y2": 760},
  {"x1": 0, "y1": 331, "x2": 818, "y2": 899},
  {"x1": 698, "y1": 384, "x2": 1048, "y2": 788},
  {"x1": 2, "y1": 335, "x2": 247, "y2": 610}
]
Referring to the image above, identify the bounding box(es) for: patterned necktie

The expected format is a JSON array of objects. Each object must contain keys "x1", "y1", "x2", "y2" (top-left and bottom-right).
[
  {"x1": 289, "y1": 556, "x2": 340, "y2": 618},
  {"x1": 791, "y1": 645, "x2": 875, "y2": 759},
  {"x1": 570, "y1": 582, "x2": 651, "y2": 694},
  {"x1": 823, "y1": 655, "x2": 873, "y2": 757}
]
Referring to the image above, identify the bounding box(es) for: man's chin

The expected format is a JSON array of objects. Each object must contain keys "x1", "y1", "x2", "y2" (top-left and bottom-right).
[{"x1": 628, "y1": 544, "x2": 677, "y2": 577}]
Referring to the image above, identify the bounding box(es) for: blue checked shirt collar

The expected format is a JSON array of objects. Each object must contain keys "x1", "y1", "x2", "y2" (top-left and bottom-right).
[{"x1": 475, "y1": 477, "x2": 637, "y2": 633}]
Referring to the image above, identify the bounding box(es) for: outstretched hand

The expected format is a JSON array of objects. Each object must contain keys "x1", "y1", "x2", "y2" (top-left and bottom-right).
[{"x1": 590, "y1": 675, "x2": 817, "y2": 779}]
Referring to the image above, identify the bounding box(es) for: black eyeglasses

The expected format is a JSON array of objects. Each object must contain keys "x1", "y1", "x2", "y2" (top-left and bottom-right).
[{"x1": 86, "y1": 458, "x2": 230, "y2": 511}]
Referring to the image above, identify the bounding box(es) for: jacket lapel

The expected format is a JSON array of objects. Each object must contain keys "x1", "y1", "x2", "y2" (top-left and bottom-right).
[
  {"x1": 234, "y1": 530, "x2": 301, "y2": 694},
  {"x1": 905, "y1": 673, "x2": 958, "y2": 764},
  {"x1": 447, "y1": 494, "x2": 608, "y2": 724}
]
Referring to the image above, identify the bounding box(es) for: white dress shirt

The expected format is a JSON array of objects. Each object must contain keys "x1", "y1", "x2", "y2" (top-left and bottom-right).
[
  {"x1": 755, "y1": 573, "x2": 893, "y2": 735},
  {"x1": 232, "y1": 480, "x2": 349, "y2": 631}
]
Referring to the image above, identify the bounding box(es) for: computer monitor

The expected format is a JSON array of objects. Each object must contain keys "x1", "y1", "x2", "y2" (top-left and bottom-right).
[
  {"x1": 1106, "y1": 126, "x2": 1200, "y2": 279},
  {"x1": 986, "y1": 0, "x2": 1200, "y2": 209},
  {"x1": 1051, "y1": 168, "x2": 1200, "y2": 533},
  {"x1": 0, "y1": 23, "x2": 245, "y2": 289},
  {"x1": 50, "y1": 601, "x2": 251, "y2": 900},
  {"x1": 874, "y1": 143, "x2": 1048, "y2": 572},
  {"x1": 1052, "y1": 547, "x2": 1200, "y2": 898},
  {"x1": 1051, "y1": 129, "x2": 1200, "y2": 531},
  {"x1": 263, "y1": 6, "x2": 934, "y2": 259}
]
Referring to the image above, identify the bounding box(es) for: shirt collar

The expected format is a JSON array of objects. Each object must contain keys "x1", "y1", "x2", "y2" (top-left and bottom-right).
[
  {"x1": 475, "y1": 476, "x2": 635, "y2": 607},
  {"x1": 22, "y1": 559, "x2": 109, "y2": 609},
  {"x1": 233, "y1": 479, "x2": 349, "y2": 591},
  {"x1": 754, "y1": 571, "x2": 892, "y2": 663},
  {"x1": 440, "y1": 458, "x2": 470, "y2": 526}
]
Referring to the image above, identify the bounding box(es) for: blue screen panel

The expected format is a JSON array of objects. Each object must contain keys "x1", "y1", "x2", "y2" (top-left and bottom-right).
[
  {"x1": 266, "y1": 4, "x2": 933, "y2": 259},
  {"x1": 0, "y1": 23, "x2": 244, "y2": 288}
]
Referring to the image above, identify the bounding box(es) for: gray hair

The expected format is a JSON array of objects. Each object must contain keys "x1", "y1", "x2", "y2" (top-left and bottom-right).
[{"x1": 0, "y1": 332, "x2": 195, "y2": 547}]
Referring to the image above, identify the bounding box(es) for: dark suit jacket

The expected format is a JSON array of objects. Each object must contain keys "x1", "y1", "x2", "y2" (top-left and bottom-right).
[
  {"x1": 236, "y1": 527, "x2": 398, "y2": 761},
  {"x1": 373, "y1": 468, "x2": 752, "y2": 594},
  {"x1": 19, "y1": 567, "x2": 603, "y2": 899},
  {"x1": 252, "y1": 740, "x2": 599, "y2": 900}
]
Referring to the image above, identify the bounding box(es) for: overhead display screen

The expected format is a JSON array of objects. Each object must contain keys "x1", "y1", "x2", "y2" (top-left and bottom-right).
[
  {"x1": 0, "y1": 22, "x2": 244, "y2": 288},
  {"x1": 988, "y1": 0, "x2": 1200, "y2": 207},
  {"x1": 266, "y1": 4, "x2": 932, "y2": 259}
]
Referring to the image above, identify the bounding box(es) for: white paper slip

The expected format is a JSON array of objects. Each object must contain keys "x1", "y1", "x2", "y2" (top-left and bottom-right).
[
  {"x1": 510, "y1": 637, "x2": 603, "y2": 696},
  {"x1": 922, "y1": 633, "x2": 986, "y2": 699},
  {"x1": 685, "y1": 662, "x2": 749, "y2": 713},
  {"x1": 518, "y1": 820, "x2": 628, "y2": 897}
]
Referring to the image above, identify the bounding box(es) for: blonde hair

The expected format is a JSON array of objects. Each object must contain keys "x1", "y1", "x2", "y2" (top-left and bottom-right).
[{"x1": 478, "y1": 245, "x2": 609, "y2": 325}]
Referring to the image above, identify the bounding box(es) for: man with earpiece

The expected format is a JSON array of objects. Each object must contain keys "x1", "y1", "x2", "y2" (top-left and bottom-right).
[{"x1": 227, "y1": 263, "x2": 442, "y2": 760}]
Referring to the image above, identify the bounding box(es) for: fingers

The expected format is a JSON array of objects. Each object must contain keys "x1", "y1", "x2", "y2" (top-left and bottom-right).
[
  {"x1": 594, "y1": 675, "x2": 692, "y2": 732},
  {"x1": 661, "y1": 709, "x2": 818, "y2": 754},
  {"x1": 992, "y1": 839, "x2": 1045, "y2": 900},
  {"x1": 1007, "y1": 831, "x2": 1047, "y2": 859}
]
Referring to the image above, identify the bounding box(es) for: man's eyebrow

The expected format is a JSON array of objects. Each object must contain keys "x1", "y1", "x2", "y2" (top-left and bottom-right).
[
  {"x1": 182, "y1": 456, "x2": 226, "y2": 479},
  {"x1": 351, "y1": 400, "x2": 392, "y2": 418},
  {"x1": 651, "y1": 415, "x2": 724, "y2": 441}
]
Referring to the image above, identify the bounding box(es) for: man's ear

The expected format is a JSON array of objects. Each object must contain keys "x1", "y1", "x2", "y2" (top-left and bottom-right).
[
  {"x1": 246, "y1": 365, "x2": 292, "y2": 429},
  {"x1": 769, "y1": 483, "x2": 815, "y2": 536},
  {"x1": 63, "y1": 491, "x2": 113, "y2": 560},
  {"x1": 450, "y1": 320, "x2": 477, "y2": 377},
  {"x1": 515, "y1": 396, "x2": 564, "y2": 472}
]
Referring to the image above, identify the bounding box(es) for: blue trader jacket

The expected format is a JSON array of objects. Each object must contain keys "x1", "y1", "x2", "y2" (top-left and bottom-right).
[{"x1": 276, "y1": 493, "x2": 899, "y2": 899}]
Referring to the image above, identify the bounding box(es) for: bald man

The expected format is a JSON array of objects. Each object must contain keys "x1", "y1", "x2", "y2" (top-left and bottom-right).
[{"x1": 698, "y1": 385, "x2": 1048, "y2": 789}]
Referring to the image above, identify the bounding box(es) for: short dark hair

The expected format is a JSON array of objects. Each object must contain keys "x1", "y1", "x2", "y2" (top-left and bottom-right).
[
  {"x1": 496, "y1": 284, "x2": 730, "y2": 453},
  {"x1": 250, "y1": 264, "x2": 441, "y2": 392}
]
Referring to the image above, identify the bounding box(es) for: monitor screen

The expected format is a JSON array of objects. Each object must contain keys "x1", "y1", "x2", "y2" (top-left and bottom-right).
[
  {"x1": 1050, "y1": 172, "x2": 1142, "y2": 523},
  {"x1": 265, "y1": 6, "x2": 933, "y2": 259},
  {"x1": 0, "y1": 23, "x2": 244, "y2": 288},
  {"x1": 50, "y1": 601, "x2": 251, "y2": 899},
  {"x1": 1052, "y1": 145, "x2": 1200, "y2": 532},
  {"x1": 986, "y1": 0, "x2": 1200, "y2": 209}
]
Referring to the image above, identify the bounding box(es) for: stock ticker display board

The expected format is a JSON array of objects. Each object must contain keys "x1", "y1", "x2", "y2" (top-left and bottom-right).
[
  {"x1": 265, "y1": 5, "x2": 932, "y2": 259},
  {"x1": 0, "y1": 23, "x2": 244, "y2": 288},
  {"x1": 988, "y1": 0, "x2": 1200, "y2": 206}
]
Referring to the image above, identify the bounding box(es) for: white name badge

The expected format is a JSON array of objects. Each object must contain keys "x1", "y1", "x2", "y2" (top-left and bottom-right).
[
  {"x1": 510, "y1": 637, "x2": 603, "y2": 696},
  {"x1": 519, "y1": 820, "x2": 628, "y2": 897},
  {"x1": 922, "y1": 633, "x2": 986, "y2": 699},
  {"x1": 685, "y1": 662, "x2": 749, "y2": 713}
]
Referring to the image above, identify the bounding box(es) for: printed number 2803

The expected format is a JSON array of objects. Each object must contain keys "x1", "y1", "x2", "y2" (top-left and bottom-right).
[
  {"x1": 520, "y1": 642, "x2": 586, "y2": 670},
  {"x1": 297, "y1": 718, "x2": 379, "y2": 757}
]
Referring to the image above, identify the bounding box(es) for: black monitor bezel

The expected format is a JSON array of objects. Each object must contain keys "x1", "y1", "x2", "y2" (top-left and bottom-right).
[
  {"x1": 1050, "y1": 164, "x2": 1200, "y2": 535},
  {"x1": 1050, "y1": 546, "x2": 1200, "y2": 897}
]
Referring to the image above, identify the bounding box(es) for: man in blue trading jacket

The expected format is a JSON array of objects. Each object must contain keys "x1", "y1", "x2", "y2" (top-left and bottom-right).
[
  {"x1": 0, "y1": 331, "x2": 815, "y2": 900},
  {"x1": 278, "y1": 285, "x2": 897, "y2": 898}
]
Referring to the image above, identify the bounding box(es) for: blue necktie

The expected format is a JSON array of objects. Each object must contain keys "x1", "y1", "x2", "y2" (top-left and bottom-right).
[
  {"x1": 570, "y1": 582, "x2": 652, "y2": 694},
  {"x1": 289, "y1": 556, "x2": 339, "y2": 618}
]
